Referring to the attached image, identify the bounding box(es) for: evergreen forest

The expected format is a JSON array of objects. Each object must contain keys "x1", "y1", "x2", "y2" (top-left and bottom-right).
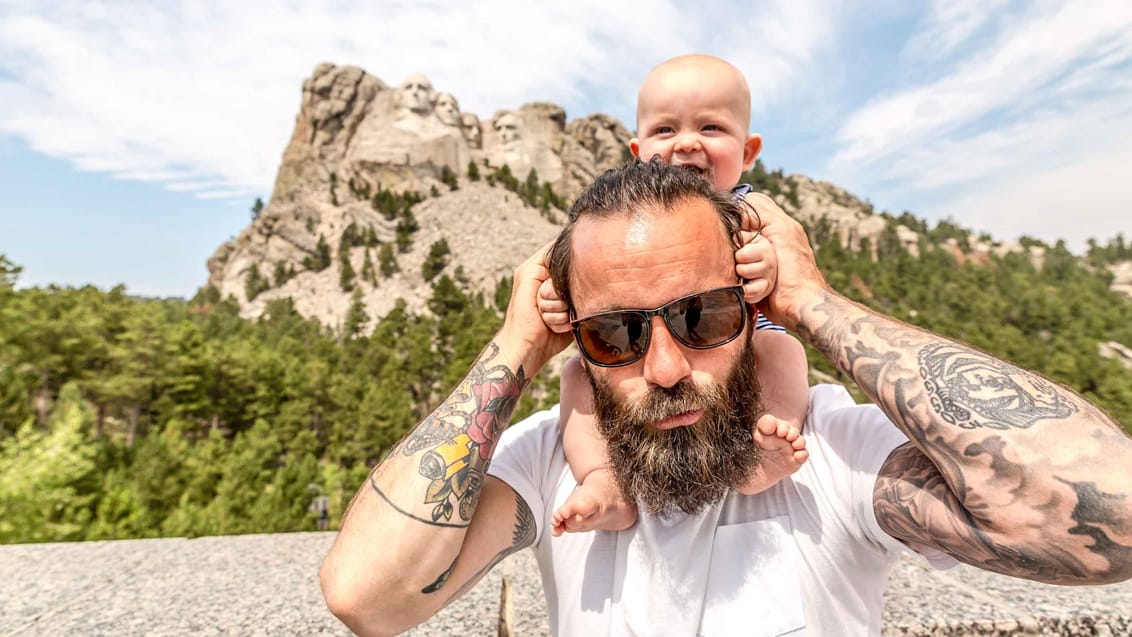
[{"x1": 1, "y1": 199, "x2": 1131, "y2": 544}]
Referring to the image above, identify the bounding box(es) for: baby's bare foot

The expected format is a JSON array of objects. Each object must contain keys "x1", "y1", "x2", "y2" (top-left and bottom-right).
[
  {"x1": 737, "y1": 414, "x2": 809, "y2": 495},
  {"x1": 551, "y1": 470, "x2": 637, "y2": 536}
]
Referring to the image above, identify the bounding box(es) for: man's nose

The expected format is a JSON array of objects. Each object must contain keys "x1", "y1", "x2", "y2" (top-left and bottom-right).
[{"x1": 642, "y1": 316, "x2": 692, "y2": 389}]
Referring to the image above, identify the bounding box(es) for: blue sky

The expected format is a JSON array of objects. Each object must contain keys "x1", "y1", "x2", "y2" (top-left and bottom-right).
[{"x1": 2, "y1": 0, "x2": 1130, "y2": 298}]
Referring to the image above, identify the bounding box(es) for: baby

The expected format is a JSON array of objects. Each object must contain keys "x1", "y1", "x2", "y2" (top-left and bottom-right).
[{"x1": 539, "y1": 55, "x2": 811, "y2": 534}]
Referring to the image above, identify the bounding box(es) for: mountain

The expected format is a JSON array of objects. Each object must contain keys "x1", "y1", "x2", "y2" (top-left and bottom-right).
[{"x1": 205, "y1": 63, "x2": 1132, "y2": 331}]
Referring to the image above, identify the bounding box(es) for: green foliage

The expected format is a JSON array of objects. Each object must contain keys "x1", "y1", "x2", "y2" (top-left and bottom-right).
[
  {"x1": 482, "y1": 164, "x2": 564, "y2": 216},
  {"x1": 244, "y1": 264, "x2": 270, "y2": 301},
  {"x1": 339, "y1": 249, "x2": 356, "y2": 292},
  {"x1": 347, "y1": 176, "x2": 372, "y2": 201},
  {"x1": 494, "y1": 275, "x2": 513, "y2": 313},
  {"x1": 360, "y1": 249, "x2": 376, "y2": 285},
  {"x1": 273, "y1": 261, "x2": 295, "y2": 287},
  {"x1": 250, "y1": 197, "x2": 264, "y2": 221},
  {"x1": 371, "y1": 186, "x2": 422, "y2": 221},
  {"x1": 440, "y1": 165, "x2": 458, "y2": 191},
  {"x1": 1087, "y1": 234, "x2": 1132, "y2": 267},
  {"x1": 429, "y1": 184, "x2": 440, "y2": 198},
  {"x1": 303, "y1": 235, "x2": 332, "y2": 272},
  {"x1": 343, "y1": 289, "x2": 369, "y2": 339},
  {"x1": 467, "y1": 161, "x2": 480, "y2": 182},
  {"x1": 0, "y1": 384, "x2": 99, "y2": 543},
  {"x1": 395, "y1": 208, "x2": 419, "y2": 253},
  {"x1": 0, "y1": 255, "x2": 559, "y2": 543},
  {"x1": 421, "y1": 239, "x2": 451, "y2": 281},
  {"x1": 378, "y1": 243, "x2": 399, "y2": 277}
]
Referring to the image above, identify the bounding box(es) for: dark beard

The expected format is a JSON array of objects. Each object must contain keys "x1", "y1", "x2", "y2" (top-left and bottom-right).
[{"x1": 587, "y1": 341, "x2": 761, "y2": 517}]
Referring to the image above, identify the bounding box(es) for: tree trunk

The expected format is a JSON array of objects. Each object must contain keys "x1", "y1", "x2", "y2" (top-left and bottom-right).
[{"x1": 126, "y1": 404, "x2": 140, "y2": 448}]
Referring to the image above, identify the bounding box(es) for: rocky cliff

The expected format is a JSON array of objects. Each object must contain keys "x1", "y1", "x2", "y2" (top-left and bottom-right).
[
  {"x1": 206, "y1": 63, "x2": 632, "y2": 327},
  {"x1": 205, "y1": 63, "x2": 1132, "y2": 330}
]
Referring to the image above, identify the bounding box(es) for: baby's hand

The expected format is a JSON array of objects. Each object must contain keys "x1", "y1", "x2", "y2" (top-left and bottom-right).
[
  {"x1": 735, "y1": 230, "x2": 777, "y2": 304},
  {"x1": 538, "y1": 278, "x2": 572, "y2": 334}
]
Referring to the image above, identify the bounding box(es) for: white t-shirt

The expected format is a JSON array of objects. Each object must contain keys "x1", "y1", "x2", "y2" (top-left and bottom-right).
[{"x1": 488, "y1": 384, "x2": 955, "y2": 636}]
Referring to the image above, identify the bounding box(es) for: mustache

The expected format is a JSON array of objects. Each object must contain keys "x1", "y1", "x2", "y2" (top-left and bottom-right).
[{"x1": 617, "y1": 381, "x2": 721, "y2": 430}]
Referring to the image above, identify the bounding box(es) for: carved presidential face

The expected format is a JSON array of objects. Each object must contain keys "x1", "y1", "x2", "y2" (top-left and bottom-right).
[
  {"x1": 461, "y1": 112, "x2": 483, "y2": 149},
  {"x1": 399, "y1": 73, "x2": 435, "y2": 115},
  {"x1": 493, "y1": 112, "x2": 521, "y2": 145},
  {"x1": 435, "y1": 93, "x2": 461, "y2": 126}
]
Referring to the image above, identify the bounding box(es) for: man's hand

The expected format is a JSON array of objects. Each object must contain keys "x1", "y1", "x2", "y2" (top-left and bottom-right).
[
  {"x1": 737, "y1": 193, "x2": 830, "y2": 332},
  {"x1": 496, "y1": 242, "x2": 573, "y2": 373}
]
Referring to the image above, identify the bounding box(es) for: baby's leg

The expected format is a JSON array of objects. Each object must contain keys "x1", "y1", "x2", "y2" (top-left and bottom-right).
[
  {"x1": 554, "y1": 356, "x2": 637, "y2": 535},
  {"x1": 738, "y1": 328, "x2": 811, "y2": 495}
]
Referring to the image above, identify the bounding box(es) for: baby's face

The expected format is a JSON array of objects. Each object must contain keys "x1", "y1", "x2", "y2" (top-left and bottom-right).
[{"x1": 633, "y1": 63, "x2": 755, "y2": 190}]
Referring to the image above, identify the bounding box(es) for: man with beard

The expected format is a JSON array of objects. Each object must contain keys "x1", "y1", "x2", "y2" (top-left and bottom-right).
[{"x1": 322, "y1": 161, "x2": 1132, "y2": 636}]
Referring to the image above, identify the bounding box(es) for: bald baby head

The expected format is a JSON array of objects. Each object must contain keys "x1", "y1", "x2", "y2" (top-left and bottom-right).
[
  {"x1": 631, "y1": 54, "x2": 761, "y2": 191},
  {"x1": 636, "y1": 55, "x2": 751, "y2": 133}
]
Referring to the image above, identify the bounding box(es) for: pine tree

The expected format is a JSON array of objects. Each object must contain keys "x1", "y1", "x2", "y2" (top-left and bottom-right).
[
  {"x1": 421, "y1": 239, "x2": 451, "y2": 281},
  {"x1": 467, "y1": 161, "x2": 480, "y2": 182},
  {"x1": 440, "y1": 165, "x2": 458, "y2": 191},
  {"x1": 244, "y1": 264, "x2": 270, "y2": 301},
  {"x1": 361, "y1": 250, "x2": 376, "y2": 285},
  {"x1": 339, "y1": 249, "x2": 356, "y2": 292},
  {"x1": 343, "y1": 289, "x2": 369, "y2": 339},
  {"x1": 303, "y1": 234, "x2": 333, "y2": 271},
  {"x1": 379, "y1": 243, "x2": 399, "y2": 277}
]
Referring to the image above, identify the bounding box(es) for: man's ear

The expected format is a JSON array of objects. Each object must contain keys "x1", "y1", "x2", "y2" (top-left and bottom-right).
[
  {"x1": 742, "y1": 134, "x2": 763, "y2": 171},
  {"x1": 629, "y1": 138, "x2": 641, "y2": 159}
]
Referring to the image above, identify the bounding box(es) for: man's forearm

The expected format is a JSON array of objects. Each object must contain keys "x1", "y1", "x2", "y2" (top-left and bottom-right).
[
  {"x1": 322, "y1": 339, "x2": 532, "y2": 633},
  {"x1": 796, "y1": 289, "x2": 1132, "y2": 582}
]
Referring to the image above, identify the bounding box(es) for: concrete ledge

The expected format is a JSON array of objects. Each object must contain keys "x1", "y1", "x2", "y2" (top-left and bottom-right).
[{"x1": 2, "y1": 532, "x2": 1129, "y2": 635}]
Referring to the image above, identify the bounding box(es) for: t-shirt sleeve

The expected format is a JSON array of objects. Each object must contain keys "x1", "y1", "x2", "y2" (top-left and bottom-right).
[
  {"x1": 808, "y1": 385, "x2": 957, "y2": 569},
  {"x1": 486, "y1": 404, "x2": 562, "y2": 546}
]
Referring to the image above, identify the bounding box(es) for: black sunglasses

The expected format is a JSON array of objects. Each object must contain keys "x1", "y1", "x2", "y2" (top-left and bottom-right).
[{"x1": 570, "y1": 286, "x2": 747, "y2": 368}]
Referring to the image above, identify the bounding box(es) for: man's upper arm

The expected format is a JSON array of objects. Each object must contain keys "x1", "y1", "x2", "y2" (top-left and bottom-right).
[
  {"x1": 873, "y1": 442, "x2": 1086, "y2": 580},
  {"x1": 873, "y1": 443, "x2": 987, "y2": 567}
]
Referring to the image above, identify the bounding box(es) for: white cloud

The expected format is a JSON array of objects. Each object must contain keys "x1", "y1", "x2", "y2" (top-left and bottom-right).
[
  {"x1": 901, "y1": 0, "x2": 1011, "y2": 61},
  {"x1": 827, "y1": 0, "x2": 1132, "y2": 251},
  {"x1": 834, "y1": 0, "x2": 1132, "y2": 165},
  {"x1": 0, "y1": 1, "x2": 836, "y2": 201}
]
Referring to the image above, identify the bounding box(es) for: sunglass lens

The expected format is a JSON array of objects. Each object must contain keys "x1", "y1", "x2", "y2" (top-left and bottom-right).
[
  {"x1": 578, "y1": 312, "x2": 647, "y2": 366},
  {"x1": 669, "y1": 289, "x2": 743, "y2": 347}
]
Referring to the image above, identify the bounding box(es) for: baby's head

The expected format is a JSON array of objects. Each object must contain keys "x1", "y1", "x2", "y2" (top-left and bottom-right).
[{"x1": 631, "y1": 54, "x2": 762, "y2": 191}]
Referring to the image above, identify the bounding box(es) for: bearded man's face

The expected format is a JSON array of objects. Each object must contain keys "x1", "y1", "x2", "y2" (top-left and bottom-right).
[{"x1": 587, "y1": 338, "x2": 761, "y2": 516}]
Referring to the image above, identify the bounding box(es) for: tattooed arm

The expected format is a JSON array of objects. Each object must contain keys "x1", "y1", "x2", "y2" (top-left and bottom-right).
[
  {"x1": 742, "y1": 192, "x2": 1132, "y2": 585},
  {"x1": 320, "y1": 247, "x2": 570, "y2": 636}
]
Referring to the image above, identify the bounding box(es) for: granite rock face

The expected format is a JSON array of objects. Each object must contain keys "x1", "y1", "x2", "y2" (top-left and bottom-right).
[{"x1": 205, "y1": 64, "x2": 631, "y2": 327}]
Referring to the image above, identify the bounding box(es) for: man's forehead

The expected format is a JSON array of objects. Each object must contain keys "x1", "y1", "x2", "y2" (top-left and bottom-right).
[{"x1": 569, "y1": 199, "x2": 735, "y2": 313}]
